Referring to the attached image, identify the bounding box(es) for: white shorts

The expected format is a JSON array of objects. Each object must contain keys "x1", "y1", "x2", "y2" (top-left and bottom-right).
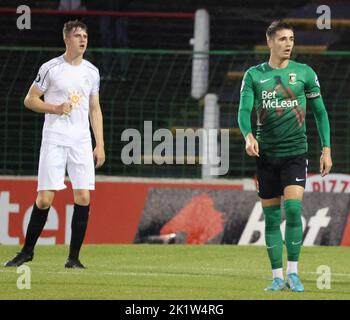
[{"x1": 37, "y1": 142, "x2": 95, "y2": 191}]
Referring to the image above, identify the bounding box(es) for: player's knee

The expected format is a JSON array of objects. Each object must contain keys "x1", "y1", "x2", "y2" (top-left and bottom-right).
[
  {"x1": 74, "y1": 193, "x2": 90, "y2": 206},
  {"x1": 76, "y1": 198, "x2": 90, "y2": 206},
  {"x1": 284, "y1": 199, "x2": 302, "y2": 224},
  {"x1": 36, "y1": 197, "x2": 53, "y2": 209}
]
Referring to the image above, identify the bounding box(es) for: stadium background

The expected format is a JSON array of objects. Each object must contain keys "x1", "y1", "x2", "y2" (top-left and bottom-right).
[
  {"x1": 1, "y1": 0, "x2": 350, "y2": 245},
  {"x1": 1, "y1": 0, "x2": 350, "y2": 302}
]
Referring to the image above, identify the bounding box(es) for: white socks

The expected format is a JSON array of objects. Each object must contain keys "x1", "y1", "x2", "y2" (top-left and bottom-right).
[
  {"x1": 272, "y1": 262, "x2": 298, "y2": 279},
  {"x1": 272, "y1": 268, "x2": 284, "y2": 280},
  {"x1": 287, "y1": 261, "x2": 298, "y2": 275}
]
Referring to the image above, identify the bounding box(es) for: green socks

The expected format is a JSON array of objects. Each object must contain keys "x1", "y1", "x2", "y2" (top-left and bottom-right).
[
  {"x1": 263, "y1": 199, "x2": 303, "y2": 270},
  {"x1": 284, "y1": 199, "x2": 303, "y2": 262},
  {"x1": 263, "y1": 205, "x2": 283, "y2": 269}
]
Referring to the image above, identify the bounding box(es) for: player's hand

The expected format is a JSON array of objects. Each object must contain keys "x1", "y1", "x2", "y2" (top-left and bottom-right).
[
  {"x1": 320, "y1": 147, "x2": 332, "y2": 177},
  {"x1": 93, "y1": 145, "x2": 105, "y2": 168},
  {"x1": 55, "y1": 102, "x2": 72, "y2": 116},
  {"x1": 245, "y1": 133, "x2": 260, "y2": 157}
]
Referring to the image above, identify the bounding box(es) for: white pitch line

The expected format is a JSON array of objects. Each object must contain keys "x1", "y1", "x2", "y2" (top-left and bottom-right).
[
  {"x1": 1, "y1": 266, "x2": 350, "y2": 278},
  {"x1": 0, "y1": 268, "x2": 236, "y2": 278},
  {"x1": 69, "y1": 264, "x2": 350, "y2": 278}
]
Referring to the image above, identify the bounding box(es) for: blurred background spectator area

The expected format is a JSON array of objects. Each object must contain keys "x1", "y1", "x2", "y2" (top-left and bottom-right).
[{"x1": 0, "y1": 0, "x2": 350, "y2": 179}]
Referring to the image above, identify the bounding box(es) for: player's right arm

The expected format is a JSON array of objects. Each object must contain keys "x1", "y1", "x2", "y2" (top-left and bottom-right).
[
  {"x1": 238, "y1": 70, "x2": 259, "y2": 157},
  {"x1": 24, "y1": 84, "x2": 71, "y2": 115}
]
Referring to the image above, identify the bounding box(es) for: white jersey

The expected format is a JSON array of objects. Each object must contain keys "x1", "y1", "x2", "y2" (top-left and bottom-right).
[{"x1": 33, "y1": 55, "x2": 100, "y2": 146}]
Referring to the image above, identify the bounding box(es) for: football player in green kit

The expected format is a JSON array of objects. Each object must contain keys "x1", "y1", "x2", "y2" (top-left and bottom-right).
[{"x1": 238, "y1": 20, "x2": 332, "y2": 292}]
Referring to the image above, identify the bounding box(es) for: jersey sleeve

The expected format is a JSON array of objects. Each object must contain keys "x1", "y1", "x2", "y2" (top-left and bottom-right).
[
  {"x1": 90, "y1": 70, "x2": 100, "y2": 96},
  {"x1": 240, "y1": 69, "x2": 255, "y2": 98},
  {"x1": 309, "y1": 93, "x2": 331, "y2": 148},
  {"x1": 304, "y1": 66, "x2": 321, "y2": 99},
  {"x1": 238, "y1": 70, "x2": 255, "y2": 138},
  {"x1": 33, "y1": 63, "x2": 50, "y2": 93}
]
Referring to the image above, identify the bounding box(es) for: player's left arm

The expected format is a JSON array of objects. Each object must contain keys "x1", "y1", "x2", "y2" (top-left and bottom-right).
[
  {"x1": 305, "y1": 66, "x2": 332, "y2": 177},
  {"x1": 309, "y1": 97, "x2": 332, "y2": 177},
  {"x1": 89, "y1": 93, "x2": 105, "y2": 168}
]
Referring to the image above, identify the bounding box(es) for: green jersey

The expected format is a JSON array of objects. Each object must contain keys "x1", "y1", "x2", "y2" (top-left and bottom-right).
[{"x1": 238, "y1": 60, "x2": 325, "y2": 157}]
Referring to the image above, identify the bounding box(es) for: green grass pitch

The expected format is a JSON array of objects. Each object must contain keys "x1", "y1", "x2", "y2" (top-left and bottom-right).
[{"x1": 0, "y1": 245, "x2": 349, "y2": 300}]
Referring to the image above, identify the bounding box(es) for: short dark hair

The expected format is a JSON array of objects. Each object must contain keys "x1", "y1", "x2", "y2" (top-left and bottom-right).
[
  {"x1": 266, "y1": 20, "x2": 293, "y2": 38},
  {"x1": 63, "y1": 20, "x2": 88, "y2": 38}
]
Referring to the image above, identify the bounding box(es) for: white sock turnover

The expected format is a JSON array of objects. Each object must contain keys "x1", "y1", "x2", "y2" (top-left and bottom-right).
[
  {"x1": 287, "y1": 261, "x2": 298, "y2": 275},
  {"x1": 272, "y1": 268, "x2": 284, "y2": 280}
]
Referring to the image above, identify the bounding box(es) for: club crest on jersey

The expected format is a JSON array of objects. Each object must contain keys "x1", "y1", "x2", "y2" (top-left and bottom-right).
[
  {"x1": 68, "y1": 90, "x2": 83, "y2": 109},
  {"x1": 289, "y1": 73, "x2": 297, "y2": 84}
]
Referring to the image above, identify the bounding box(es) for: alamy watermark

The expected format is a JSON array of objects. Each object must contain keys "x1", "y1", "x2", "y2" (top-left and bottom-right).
[
  {"x1": 316, "y1": 265, "x2": 331, "y2": 290},
  {"x1": 16, "y1": 5, "x2": 31, "y2": 30},
  {"x1": 14, "y1": 5, "x2": 331, "y2": 31},
  {"x1": 317, "y1": 5, "x2": 331, "y2": 30},
  {"x1": 121, "y1": 121, "x2": 229, "y2": 176},
  {"x1": 16, "y1": 265, "x2": 31, "y2": 290}
]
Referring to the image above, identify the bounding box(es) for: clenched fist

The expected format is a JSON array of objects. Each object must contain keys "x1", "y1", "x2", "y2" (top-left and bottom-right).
[{"x1": 55, "y1": 102, "x2": 72, "y2": 116}]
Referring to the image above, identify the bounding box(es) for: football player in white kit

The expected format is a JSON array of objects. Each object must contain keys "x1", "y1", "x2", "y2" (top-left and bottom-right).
[{"x1": 5, "y1": 20, "x2": 105, "y2": 269}]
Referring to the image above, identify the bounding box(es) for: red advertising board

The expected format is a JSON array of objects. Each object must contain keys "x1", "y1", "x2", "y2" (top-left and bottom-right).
[
  {"x1": 2, "y1": 177, "x2": 349, "y2": 246},
  {"x1": 0, "y1": 177, "x2": 243, "y2": 244}
]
